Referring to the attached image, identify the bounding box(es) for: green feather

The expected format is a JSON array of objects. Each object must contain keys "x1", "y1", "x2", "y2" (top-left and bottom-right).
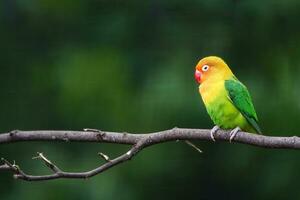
[{"x1": 225, "y1": 78, "x2": 262, "y2": 134}]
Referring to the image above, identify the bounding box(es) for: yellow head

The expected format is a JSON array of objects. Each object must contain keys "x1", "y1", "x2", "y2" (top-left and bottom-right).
[{"x1": 194, "y1": 56, "x2": 233, "y2": 84}]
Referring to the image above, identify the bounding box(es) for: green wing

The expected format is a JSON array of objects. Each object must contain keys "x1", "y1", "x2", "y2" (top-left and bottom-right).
[{"x1": 225, "y1": 78, "x2": 262, "y2": 134}]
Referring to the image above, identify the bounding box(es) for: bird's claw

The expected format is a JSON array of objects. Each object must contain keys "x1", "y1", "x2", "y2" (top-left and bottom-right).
[
  {"x1": 210, "y1": 125, "x2": 220, "y2": 142},
  {"x1": 229, "y1": 127, "x2": 241, "y2": 142}
]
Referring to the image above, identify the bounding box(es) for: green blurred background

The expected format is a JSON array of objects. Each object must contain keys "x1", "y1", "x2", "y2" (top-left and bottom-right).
[{"x1": 1, "y1": 0, "x2": 300, "y2": 199}]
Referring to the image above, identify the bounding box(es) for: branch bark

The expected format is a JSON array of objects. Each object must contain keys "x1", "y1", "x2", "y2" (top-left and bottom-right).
[{"x1": 0, "y1": 128, "x2": 299, "y2": 181}]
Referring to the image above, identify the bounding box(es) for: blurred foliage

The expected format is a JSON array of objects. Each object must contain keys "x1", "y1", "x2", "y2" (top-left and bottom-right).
[{"x1": 1, "y1": 0, "x2": 300, "y2": 199}]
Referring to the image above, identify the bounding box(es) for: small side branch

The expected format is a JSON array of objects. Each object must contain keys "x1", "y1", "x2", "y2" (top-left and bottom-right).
[
  {"x1": 0, "y1": 128, "x2": 300, "y2": 181},
  {"x1": 0, "y1": 137, "x2": 149, "y2": 181}
]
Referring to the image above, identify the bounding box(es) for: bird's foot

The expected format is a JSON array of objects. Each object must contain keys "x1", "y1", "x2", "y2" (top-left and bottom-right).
[
  {"x1": 229, "y1": 127, "x2": 241, "y2": 143},
  {"x1": 210, "y1": 125, "x2": 220, "y2": 142}
]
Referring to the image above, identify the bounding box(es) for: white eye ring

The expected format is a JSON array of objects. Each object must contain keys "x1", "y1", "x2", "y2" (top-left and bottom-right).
[{"x1": 202, "y1": 65, "x2": 209, "y2": 71}]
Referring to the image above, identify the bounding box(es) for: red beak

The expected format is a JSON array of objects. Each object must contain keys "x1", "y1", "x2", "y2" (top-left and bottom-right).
[{"x1": 194, "y1": 69, "x2": 201, "y2": 84}]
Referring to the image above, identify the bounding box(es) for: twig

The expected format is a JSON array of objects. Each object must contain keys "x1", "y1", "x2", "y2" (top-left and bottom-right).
[
  {"x1": 184, "y1": 140, "x2": 203, "y2": 153},
  {"x1": 32, "y1": 152, "x2": 62, "y2": 173},
  {"x1": 98, "y1": 152, "x2": 111, "y2": 162}
]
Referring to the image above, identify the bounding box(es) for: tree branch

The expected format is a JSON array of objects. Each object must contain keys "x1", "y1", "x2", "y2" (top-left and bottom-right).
[{"x1": 0, "y1": 128, "x2": 299, "y2": 181}]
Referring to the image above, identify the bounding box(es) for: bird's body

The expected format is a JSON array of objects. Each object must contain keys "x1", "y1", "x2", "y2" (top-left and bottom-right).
[
  {"x1": 195, "y1": 56, "x2": 261, "y2": 135},
  {"x1": 200, "y1": 76, "x2": 257, "y2": 133}
]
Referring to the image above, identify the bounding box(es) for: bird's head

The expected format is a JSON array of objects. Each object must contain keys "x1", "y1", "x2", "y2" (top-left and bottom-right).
[{"x1": 194, "y1": 56, "x2": 233, "y2": 84}]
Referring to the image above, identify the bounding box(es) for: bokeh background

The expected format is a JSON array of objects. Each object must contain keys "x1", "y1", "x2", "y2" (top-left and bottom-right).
[{"x1": 1, "y1": 0, "x2": 300, "y2": 199}]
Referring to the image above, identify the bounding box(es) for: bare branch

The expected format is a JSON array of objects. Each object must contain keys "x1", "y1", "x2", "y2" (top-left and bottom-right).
[{"x1": 0, "y1": 128, "x2": 300, "y2": 181}]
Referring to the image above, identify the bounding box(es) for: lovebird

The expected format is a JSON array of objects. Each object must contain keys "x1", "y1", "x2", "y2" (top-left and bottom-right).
[{"x1": 194, "y1": 56, "x2": 261, "y2": 141}]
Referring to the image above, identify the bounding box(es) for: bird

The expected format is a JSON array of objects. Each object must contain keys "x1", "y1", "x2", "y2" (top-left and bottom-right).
[{"x1": 194, "y1": 56, "x2": 261, "y2": 142}]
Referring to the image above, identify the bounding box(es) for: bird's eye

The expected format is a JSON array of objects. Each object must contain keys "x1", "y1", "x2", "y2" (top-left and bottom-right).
[{"x1": 202, "y1": 65, "x2": 209, "y2": 72}]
